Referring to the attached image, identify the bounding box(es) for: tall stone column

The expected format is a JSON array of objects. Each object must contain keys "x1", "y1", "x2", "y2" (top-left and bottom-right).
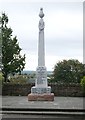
[
  {"x1": 38, "y1": 8, "x2": 45, "y2": 66},
  {"x1": 36, "y1": 8, "x2": 47, "y2": 88},
  {"x1": 28, "y1": 8, "x2": 54, "y2": 101}
]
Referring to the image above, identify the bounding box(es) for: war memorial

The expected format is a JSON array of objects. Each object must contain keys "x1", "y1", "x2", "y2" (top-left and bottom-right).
[
  {"x1": 28, "y1": 8, "x2": 54, "y2": 101},
  {"x1": 1, "y1": 8, "x2": 85, "y2": 120}
]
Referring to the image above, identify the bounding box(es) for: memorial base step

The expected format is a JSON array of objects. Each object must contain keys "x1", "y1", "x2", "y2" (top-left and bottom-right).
[{"x1": 28, "y1": 93, "x2": 54, "y2": 101}]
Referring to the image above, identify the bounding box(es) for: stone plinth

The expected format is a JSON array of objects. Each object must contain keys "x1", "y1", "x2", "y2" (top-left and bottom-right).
[
  {"x1": 28, "y1": 93, "x2": 54, "y2": 101},
  {"x1": 31, "y1": 86, "x2": 51, "y2": 94}
]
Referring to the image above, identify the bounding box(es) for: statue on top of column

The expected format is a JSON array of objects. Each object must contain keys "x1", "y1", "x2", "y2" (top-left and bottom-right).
[{"x1": 39, "y1": 8, "x2": 45, "y2": 31}]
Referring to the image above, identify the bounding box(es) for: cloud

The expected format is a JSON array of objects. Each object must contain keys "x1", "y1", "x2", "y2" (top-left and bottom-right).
[
  {"x1": 1, "y1": 0, "x2": 83, "y2": 3},
  {"x1": 21, "y1": 49, "x2": 83, "y2": 71},
  {"x1": 1, "y1": 1, "x2": 83, "y2": 70}
]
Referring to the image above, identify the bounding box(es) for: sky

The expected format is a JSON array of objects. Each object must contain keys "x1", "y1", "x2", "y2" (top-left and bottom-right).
[{"x1": 0, "y1": 0, "x2": 84, "y2": 71}]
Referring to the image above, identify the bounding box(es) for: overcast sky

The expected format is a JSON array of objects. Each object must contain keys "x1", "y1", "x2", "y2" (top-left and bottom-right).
[{"x1": 0, "y1": 0, "x2": 83, "y2": 71}]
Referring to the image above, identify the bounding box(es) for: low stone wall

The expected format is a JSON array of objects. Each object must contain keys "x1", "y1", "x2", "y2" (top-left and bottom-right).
[
  {"x1": 2, "y1": 83, "x2": 84, "y2": 96},
  {"x1": 50, "y1": 83, "x2": 84, "y2": 97}
]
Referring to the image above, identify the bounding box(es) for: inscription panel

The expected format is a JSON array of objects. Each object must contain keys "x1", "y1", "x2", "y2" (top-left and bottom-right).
[
  {"x1": 36, "y1": 66, "x2": 47, "y2": 86},
  {"x1": 31, "y1": 86, "x2": 51, "y2": 94}
]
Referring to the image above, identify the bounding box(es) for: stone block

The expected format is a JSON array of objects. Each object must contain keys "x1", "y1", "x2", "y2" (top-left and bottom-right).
[
  {"x1": 28, "y1": 93, "x2": 54, "y2": 101},
  {"x1": 31, "y1": 86, "x2": 51, "y2": 94}
]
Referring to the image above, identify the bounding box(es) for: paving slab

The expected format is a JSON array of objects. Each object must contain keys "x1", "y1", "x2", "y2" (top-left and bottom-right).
[
  {"x1": 1, "y1": 96, "x2": 85, "y2": 120},
  {"x1": 1, "y1": 96, "x2": 85, "y2": 110}
]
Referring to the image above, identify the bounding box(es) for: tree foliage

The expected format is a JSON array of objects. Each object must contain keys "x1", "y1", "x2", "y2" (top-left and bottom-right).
[
  {"x1": 0, "y1": 16, "x2": 2, "y2": 70},
  {"x1": 53, "y1": 59, "x2": 85, "y2": 83},
  {"x1": 1, "y1": 13, "x2": 25, "y2": 82},
  {"x1": 80, "y1": 76, "x2": 85, "y2": 90}
]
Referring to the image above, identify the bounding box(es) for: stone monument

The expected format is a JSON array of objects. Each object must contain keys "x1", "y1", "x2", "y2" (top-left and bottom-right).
[{"x1": 28, "y1": 8, "x2": 54, "y2": 101}]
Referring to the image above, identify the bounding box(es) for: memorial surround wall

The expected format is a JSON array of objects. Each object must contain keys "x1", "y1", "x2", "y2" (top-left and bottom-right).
[{"x1": 2, "y1": 83, "x2": 84, "y2": 97}]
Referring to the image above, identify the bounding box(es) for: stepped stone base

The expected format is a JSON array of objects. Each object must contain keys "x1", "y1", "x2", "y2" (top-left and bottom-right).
[{"x1": 28, "y1": 93, "x2": 54, "y2": 101}]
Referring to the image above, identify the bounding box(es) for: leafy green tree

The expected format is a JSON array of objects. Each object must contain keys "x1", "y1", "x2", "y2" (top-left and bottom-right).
[
  {"x1": 80, "y1": 76, "x2": 85, "y2": 91},
  {"x1": 1, "y1": 13, "x2": 25, "y2": 82},
  {"x1": 0, "y1": 16, "x2": 2, "y2": 71},
  {"x1": 53, "y1": 59, "x2": 85, "y2": 83}
]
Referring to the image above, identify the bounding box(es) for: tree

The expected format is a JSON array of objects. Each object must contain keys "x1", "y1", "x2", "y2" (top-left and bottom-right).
[
  {"x1": 0, "y1": 16, "x2": 2, "y2": 71},
  {"x1": 1, "y1": 13, "x2": 25, "y2": 82},
  {"x1": 53, "y1": 59, "x2": 85, "y2": 83},
  {"x1": 80, "y1": 76, "x2": 85, "y2": 90}
]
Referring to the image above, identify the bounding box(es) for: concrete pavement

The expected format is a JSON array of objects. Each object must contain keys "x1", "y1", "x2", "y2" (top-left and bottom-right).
[
  {"x1": 1, "y1": 96, "x2": 85, "y2": 120},
  {"x1": 1, "y1": 96, "x2": 84, "y2": 109}
]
